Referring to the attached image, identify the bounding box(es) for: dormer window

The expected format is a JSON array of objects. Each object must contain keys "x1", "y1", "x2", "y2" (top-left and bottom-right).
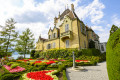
[
  {"x1": 53, "y1": 33, "x2": 57, "y2": 38},
  {"x1": 65, "y1": 24, "x2": 69, "y2": 32},
  {"x1": 49, "y1": 35, "x2": 51, "y2": 39}
]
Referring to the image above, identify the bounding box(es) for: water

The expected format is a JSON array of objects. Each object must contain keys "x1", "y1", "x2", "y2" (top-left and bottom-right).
[{"x1": 11, "y1": 53, "x2": 30, "y2": 59}]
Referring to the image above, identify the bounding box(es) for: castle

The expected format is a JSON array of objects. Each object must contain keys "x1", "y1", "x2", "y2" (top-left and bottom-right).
[{"x1": 36, "y1": 4, "x2": 99, "y2": 51}]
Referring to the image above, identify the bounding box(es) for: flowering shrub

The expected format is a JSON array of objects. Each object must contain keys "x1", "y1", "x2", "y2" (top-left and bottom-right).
[
  {"x1": 3, "y1": 65, "x2": 25, "y2": 73},
  {"x1": 75, "y1": 60, "x2": 90, "y2": 63},
  {"x1": 22, "y1": 70, "x2": 58, "y2": 80}
]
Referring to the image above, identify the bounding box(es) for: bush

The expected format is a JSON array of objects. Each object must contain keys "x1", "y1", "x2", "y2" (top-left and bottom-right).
[
  {"x1": 31, "y1": 68, "x2": 39, "y2": 71},
  {"x1": 63, "y1": 70, "x2": 67, "y2": 80},
  {"x1": 81, "y1": 48, "x2": 101, "y2": 56},
  {"x1": 106, "y1": 29, "x2": 120, "y2": 80},
  {"x1": 6, "y1": 62, "x2": 14, "y2": 66},
  {"x1": 1, "y1": 74, "x2": 15, "y2": 80},
  {"x1": 10, "y1": 63, "x2": 19, "y2": 69},
  {"x1": 58, "y1": 65, "x2": 66, "y2": 72},
  {"x1": 34, "y1": 63, "x2": 47, "y2": 67},
  {"x1": 17, "y1": 56, "x2": 24, "y2": 60},
  {"x1": 38, "y1": 66, "x2": 45, "y2": 70},
  {"x1": 31, "y1": 50, "x2": 35, "y2": 58}
]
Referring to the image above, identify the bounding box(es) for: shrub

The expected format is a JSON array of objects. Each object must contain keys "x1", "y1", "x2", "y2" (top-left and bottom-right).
[
  {"x1": 63, "y1": 70, "x2": 67, "y2": 80},
  {"x1": 10, "y1": 63, "x2": 19, "y2": 69},
  {"x1": 31, "y1": 68, "x2": 39, "y2": 71},
  {"x1": 38, "y1": 66, "x2": 45, "y2": 70},
  {"x1": 31, "y1": 50, "x2": 35, "y2": 58},
  {"x1": 81, "y1": 48, "x2": 101, "y2": 56},
  {"x1": 106, "y1": 29, "x2": 120, "y2": 80},
  {"x1": 34, "y1": 63, "x2": 47, "y2": 67},
  {"x1": 58, "y1": 65, "x2": 66, "y2": 72},
  {"x1": 6, "y1": 62, "x2": 14, "y2": 66},
  {"x1": 1, "y1": 74, "x2": 15, "y2": 80},
  {"x1": 17, "y1": 56, "x2": 24, "y2": 60}
]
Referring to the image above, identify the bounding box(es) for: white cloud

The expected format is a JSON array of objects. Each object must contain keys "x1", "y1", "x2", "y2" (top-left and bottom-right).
[
  {"x1": 91, "y1": 26, "x2": 104, "y2": 31},
  {"x1": 76, "y1": 0, "x2": 105, "y2": 24},
  {"x1": 0, "y1": 0, "x2": 107, "y2": 43},
  {"x1": 112, "y1": 15, "x2": 120, "y2": 27}
]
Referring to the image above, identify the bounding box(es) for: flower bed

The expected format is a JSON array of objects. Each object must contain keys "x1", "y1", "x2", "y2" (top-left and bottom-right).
[
  {"x1": 22, "y1": 70, "x2": 58, "y2": 80},
  {"x1": 3, "y1": 65, "x2": 25, "y2": 73},
  {"x1": 17, "y1": 59, "x2": 33, "y2": 62},
  {"x1": 34, "y1": 60, "x2": 55, "y2": 65},
  {"x1": 75, "y1": 60, "x2": 90, "y2": 63}
]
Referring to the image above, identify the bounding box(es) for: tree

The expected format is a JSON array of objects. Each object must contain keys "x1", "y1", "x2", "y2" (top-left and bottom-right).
[
  {"x1": 107, "y1": 28, "x2": 120, "y2": 80},
  {"x1": 110, "y1": 24, "x2": 118, "y2": 36},
  {"x1": 0, "y1": 18, "x2": 18, "y2": 56},
  {"x1": 15, "y1": 28, "x2": 35, "y2": 58}
]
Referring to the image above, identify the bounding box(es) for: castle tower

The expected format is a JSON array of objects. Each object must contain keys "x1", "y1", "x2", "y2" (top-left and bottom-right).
[{"x1": 71, "y1": 4, "x2": 74, "y2": 11}]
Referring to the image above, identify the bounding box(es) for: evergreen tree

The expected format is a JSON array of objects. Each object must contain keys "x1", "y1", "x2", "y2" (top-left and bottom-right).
[
  {"x1": 15, "y1": 28, "x2": 34, "y2": 58},
  {"x1": 0, "y1": 18, "x2": 18, "y2": 56},
  {"x1": 110, "y1": 25, "x2": 118, "y2": 36}
]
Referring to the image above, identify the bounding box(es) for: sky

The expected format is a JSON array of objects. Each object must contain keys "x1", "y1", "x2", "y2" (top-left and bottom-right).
[{"x1": 0, "y1": 0, "x2": 120, "y2": 43}]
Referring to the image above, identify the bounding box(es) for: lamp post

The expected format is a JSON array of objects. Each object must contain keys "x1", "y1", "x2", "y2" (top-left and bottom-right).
[{"x1": 73, "y1": 51, "x2": 76, "y2": 68}]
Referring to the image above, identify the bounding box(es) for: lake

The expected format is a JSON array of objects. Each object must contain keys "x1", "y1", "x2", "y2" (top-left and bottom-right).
[{"x1": 11, "y1": 53, "x2": 30, "y2": 59}]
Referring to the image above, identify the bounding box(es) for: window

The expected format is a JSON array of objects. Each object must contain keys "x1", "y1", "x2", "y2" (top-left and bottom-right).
[
  {"x1": 65, "y1": 24, "x2": 69, "y2": 32},
  {"x1": 84, "y1": 41, "x2": 86, "y2": 48},
  {"x1": 101, "y1": 45, "x2": 104, "y2": 51},
  {"x1": 47, "y1": 44, "x2": 51, "y2": 49},
  {"x1": 49, "y1": 35, "x2": 51, "y2": 39},
  {"x1": 53, "y1": 33, "x2": 57, "y2": 38},
  {"x1": 85, "y1": 26, "x2": 86, "y2": 34},
  {"x1": 66, "y1": 40, "x2": 69, "y2": 48},
  {"x1": 53, "y1": 42, "x2": 56, "y2": 48},
  {"x1": 80, "y1": 23, "x2": 82, "y2": 32}
]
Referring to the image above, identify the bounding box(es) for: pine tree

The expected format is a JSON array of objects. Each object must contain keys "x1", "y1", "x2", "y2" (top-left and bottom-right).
[
  {"x1": 110, "y1": 25, "x2": 118, "y2": 36},
  {"x1": 15, "y1": 28, "x2": 35, "y2": 58},
  {"x1": 0, "y1": 18, "x2": 18, "y2": 56}
]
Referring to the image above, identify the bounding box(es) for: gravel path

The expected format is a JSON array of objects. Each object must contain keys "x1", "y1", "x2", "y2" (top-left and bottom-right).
[{"x1": 66, "y1": 62, "x2": 109, "y2": 80}]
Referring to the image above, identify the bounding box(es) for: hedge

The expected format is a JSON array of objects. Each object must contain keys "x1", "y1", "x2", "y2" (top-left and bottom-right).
[
  {"x1": 63, "y1": 70, "x2": 67, "y2": 80},
  {"x1": 106, "y1": 29, "x2": 120, "y2": 80},
  {"x1": 35, "y1": 48, "x2": 101, "y2": 59}
]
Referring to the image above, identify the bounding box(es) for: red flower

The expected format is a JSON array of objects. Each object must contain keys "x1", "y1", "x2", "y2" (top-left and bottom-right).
[
  {"x1": 45, "y1": 61, "x2": 55, "y2": 65},
  {"x1": 27, "y1": 70, "x2": 54, "y2": 80},
  {"x1": 75, "y1": 60, "x2": 89, "y2": 62}
]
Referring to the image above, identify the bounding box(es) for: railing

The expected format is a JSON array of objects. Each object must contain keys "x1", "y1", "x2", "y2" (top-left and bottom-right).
[{"x1": 60, "y1": 30, "x2": 72, "y2": 39}]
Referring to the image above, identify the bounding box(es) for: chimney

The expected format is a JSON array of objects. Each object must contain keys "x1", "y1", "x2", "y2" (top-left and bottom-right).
[
  {"x1": 71, "y1": 4, "x2": 74, "y2": 11},
  {"x1": 54, "y1": 17, "x2": 57, "y2": 26},
  {"x1": 58, "y1": 11, "x2": 60, "y2": 18}
]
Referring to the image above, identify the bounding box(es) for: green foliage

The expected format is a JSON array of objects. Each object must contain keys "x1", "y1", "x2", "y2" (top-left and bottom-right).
[
  {"x1": 106, "y1": 28, "x2": 120, "y2": 80},
  {"x1": 0, "y1": 73, "x2": 19, "y2": 80},
  {"x1": 15, "y1": 28, "x2": 35, "y2": 58},
  {"x1": 110, "y1": 24, "x2": 118, "y2": 36},
  {"x1": 6, "y1": 62, "x2": 14, "y2": 66},
  {"x1": 36, "y1": 48, "x2": 101, "y2": 59},
  {"x1": 63, "y1": 70, "x2": 67, "y2": 80},
  {"x1": 81, "y1": 48, "x2": 101, "y2": 56},
  {"x1": 58, "y1": 65, "x2": 66, "y2": 72},
  {"x1": 10, "y1": 63, "x2": 19, "y2": 69},
  {"x1": 89, "y1": 40, "x2": 95, "y2": 48},
  {"x1": 31, "y1": 50, "x2": 35, "y2": 58},
  {"x1": 34, "y1": 63, "x2": 47, "y2": 67},
  {"x1": 2, "y1": 66, "x2": 10, "y2": 74},
  {"x1": 37, "y1": 48, "x2": 82, "y2": 59},
  {"x1": 0, "y1": 18, "x2": 18, "y2": 56}
]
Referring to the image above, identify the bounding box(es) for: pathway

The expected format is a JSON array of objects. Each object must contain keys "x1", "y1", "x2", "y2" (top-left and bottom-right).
[{"x1": 66, "y1": 62, "x2": 109, "y2": 80}]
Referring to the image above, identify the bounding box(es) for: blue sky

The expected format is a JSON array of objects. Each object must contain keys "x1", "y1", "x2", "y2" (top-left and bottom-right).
[{"x1": 0, "y1": 0, "x2": 120, "y2": 43}]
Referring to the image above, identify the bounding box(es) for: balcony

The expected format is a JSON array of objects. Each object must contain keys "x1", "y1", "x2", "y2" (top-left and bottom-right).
[{"x1": 60, "y1": 30, "x2": 72, "y2": 40}]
